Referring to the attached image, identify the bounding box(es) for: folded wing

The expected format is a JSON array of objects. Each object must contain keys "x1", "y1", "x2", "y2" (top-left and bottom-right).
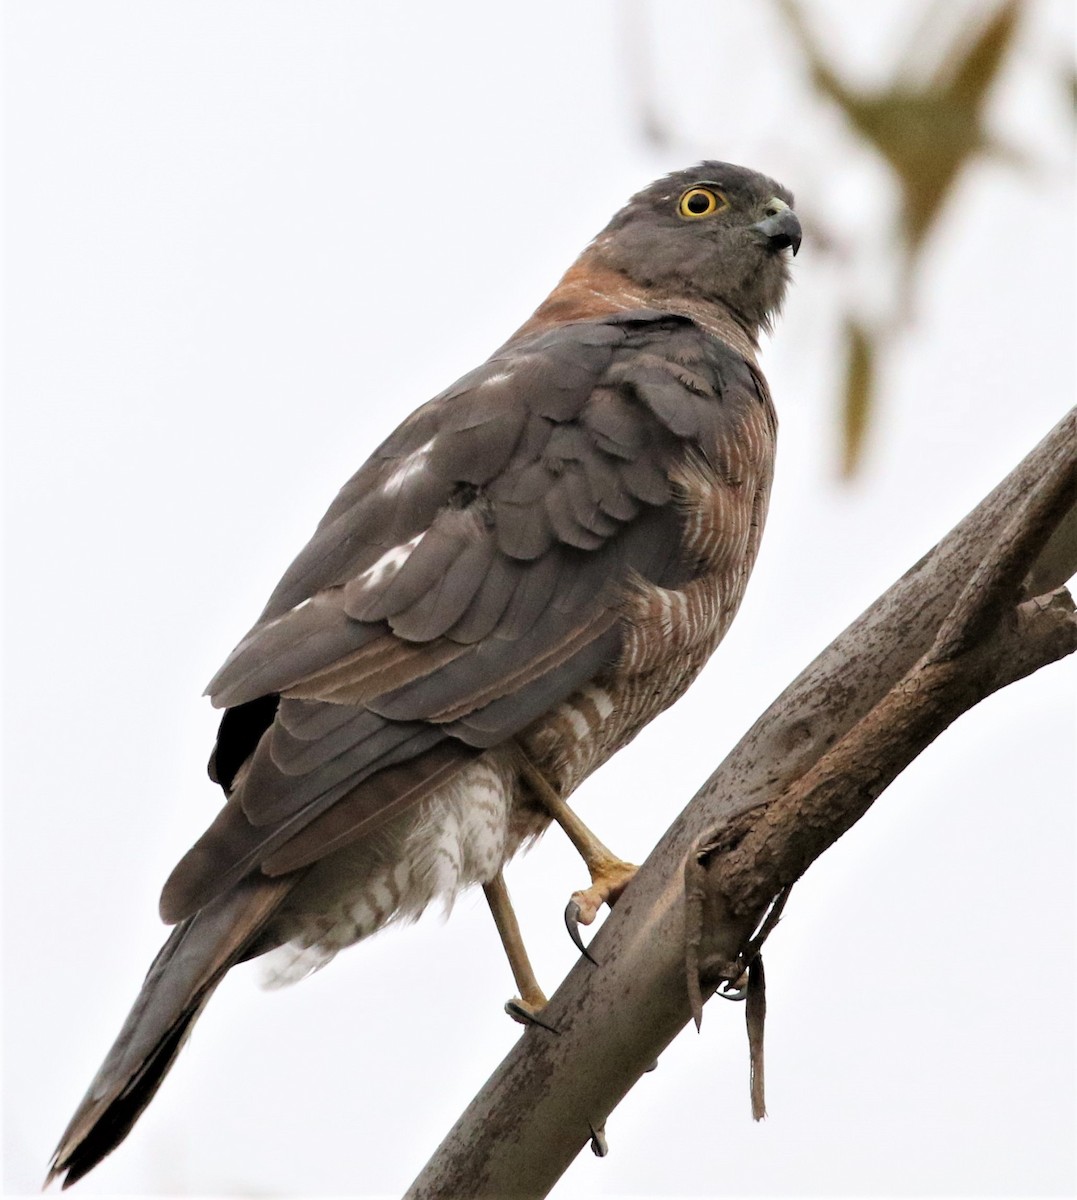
[{"x1": 161, "y1": 314, "x2": 765, "y2": 922}]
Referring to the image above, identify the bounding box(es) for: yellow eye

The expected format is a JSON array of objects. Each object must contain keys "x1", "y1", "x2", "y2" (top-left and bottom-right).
[{"x1": 678, "y1": 186, "x2": 726, "y2": 219}]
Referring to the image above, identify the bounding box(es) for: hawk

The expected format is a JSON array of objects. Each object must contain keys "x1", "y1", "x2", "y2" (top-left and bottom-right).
[{"x1": 49, "y1": 161, "x2": 800, "y2": 1186}]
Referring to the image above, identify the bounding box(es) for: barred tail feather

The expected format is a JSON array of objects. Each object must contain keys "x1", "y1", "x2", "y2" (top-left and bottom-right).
[{"x1": 47, "y1": 877, "x2": 292, "y2": 1189}]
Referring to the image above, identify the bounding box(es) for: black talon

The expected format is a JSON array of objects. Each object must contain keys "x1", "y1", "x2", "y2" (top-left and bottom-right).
[
  {"x1": 504, "y1": 999, "x2": 561, "y2": 1033},
  {"x1": 715, "y1": 977, "x2": 749, "y2": 1002},
  {"x1": 564, "y1": 900, "x2": 600, "y2": 965},
  {"x1": 588, "y1": 1121, "x2": 608, "y2": 1157}
]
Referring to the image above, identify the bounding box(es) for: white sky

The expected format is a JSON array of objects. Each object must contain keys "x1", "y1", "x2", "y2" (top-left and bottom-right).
[{"x1": 3, "y1": 1, "x2": 1075, "y2": 1197}]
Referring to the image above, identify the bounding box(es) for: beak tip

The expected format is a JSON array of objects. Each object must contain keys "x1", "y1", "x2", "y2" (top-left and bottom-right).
[{"x1": 752, "y1": 209, "x2": 803, "y2": 257}]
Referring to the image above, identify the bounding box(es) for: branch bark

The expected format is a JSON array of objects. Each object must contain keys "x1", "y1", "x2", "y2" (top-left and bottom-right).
[{"x1": 406, "y1": 408, "x2": 1077, "y2": 1200}]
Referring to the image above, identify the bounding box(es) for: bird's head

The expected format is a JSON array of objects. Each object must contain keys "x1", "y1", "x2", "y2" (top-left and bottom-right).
[{"x1": 592, "y1": 161, "x2": 800, "y2": 334}]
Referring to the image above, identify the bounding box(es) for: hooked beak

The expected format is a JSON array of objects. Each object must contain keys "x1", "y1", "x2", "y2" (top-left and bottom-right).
[{"x1": 751, "y1": 201, "x2": 802, "y2": 256}]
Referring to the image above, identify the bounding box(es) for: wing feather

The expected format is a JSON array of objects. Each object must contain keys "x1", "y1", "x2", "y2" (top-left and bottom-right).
[
  {"x1": 445, "y1": 553, "x2": 525, "y2": 644},
  {"x1": 168, "y1": 312, "x2": 775, "y2": 922}
]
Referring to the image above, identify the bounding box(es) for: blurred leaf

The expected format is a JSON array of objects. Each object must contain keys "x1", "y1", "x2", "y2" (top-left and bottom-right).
[
  {"x1": 776, "y1": 0, "x2": 1023, "y2": 254},
  {"x1": 775, "y1": 0, "x2": 1025, "y2": 477},
  {"x1": 945, "y1": 0, "x2": 1020, "y2": 109},
  {"x1": 841, "y1": 319, "x2": 875, "y2": 477}
]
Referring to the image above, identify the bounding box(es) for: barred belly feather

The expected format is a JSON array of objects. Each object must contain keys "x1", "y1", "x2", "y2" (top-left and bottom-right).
[
  {"x1": 520, "y1": 623, "x2": 720, "y2": 799},
  {"x1": 262, "y1": 748, "x2": 535, "y2": 984}
]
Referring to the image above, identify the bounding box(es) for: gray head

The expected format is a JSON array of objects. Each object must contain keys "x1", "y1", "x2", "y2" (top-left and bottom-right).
[{"x1": 593, "y1": 161, "x2": 800, "y2": 332}]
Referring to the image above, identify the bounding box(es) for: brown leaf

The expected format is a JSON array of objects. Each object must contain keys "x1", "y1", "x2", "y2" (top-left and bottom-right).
[
  {"x1": 841, "y1": 319, "x2": 875, "y2": 477},
  {"x1": 778, "y1": 1, "x2": 1023, "y2": 253}
]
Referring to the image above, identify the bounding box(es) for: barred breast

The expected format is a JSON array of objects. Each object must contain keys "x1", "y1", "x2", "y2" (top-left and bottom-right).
[{"x1": 518, "y1": 419, "x2": 773, "y2": 799}]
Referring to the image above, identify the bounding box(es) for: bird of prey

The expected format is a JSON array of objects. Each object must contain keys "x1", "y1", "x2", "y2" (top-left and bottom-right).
[{"x1": 48, "y1": 161, "x2": 800, "y2": 1187}]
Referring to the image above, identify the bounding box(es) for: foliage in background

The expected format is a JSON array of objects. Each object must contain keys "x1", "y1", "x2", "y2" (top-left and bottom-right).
[{"x1": 776, "y1": 0, "x2": 1026, "y2": 474}]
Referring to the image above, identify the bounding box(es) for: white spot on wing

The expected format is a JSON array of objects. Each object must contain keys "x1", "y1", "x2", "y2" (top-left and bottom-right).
[
  {"x1": 479, "y1": 369, "x2": 514, "y2": 388},
  {"x1": 383, "y1": 438, "x2": 436, "y2": 496},
  {"x1": 356, "y1": 532, "x2": 425, "y2": 590},
  {"x1": 255, "y1": 595, "x2": 314, "y2": 634}
]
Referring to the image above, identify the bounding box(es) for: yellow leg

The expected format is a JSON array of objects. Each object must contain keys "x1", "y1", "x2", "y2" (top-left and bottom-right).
[
  {"x1": 483, "y1": 870, "x2": 548, "y2": 1022},
  {"x1": 517, "y1": 753, "x2": 638, "y2": 927}
]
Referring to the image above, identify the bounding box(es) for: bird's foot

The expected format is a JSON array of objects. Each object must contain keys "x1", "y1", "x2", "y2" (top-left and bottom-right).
[
  {"x1": 504, "y1": 993, "x2": 559, "y2": 1033},
  {"x1": 571, "y1": 859, "x2": 638, "y2": 925},
  {"x1": 564, "y1": 859, "x2": 638, "y2": 962}
]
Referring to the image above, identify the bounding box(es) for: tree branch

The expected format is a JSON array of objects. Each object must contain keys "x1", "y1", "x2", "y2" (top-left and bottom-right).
[{"x1": 406, "y1": 408, "x2": 1077, "y2": 1200}]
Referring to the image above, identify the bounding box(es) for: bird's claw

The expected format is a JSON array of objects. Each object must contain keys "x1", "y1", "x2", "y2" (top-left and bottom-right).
[
  {"x1": 715, "y1": 970, "x2": 750, "y2": 1002},
  {"x1": 564, "y1": 899, "x2": 600, "y2": 964},
  {"x1": 504, "y1": 998, "x2": 560, "y2": 1033},
  {"x1": 563, "y1": 860, "x2": 638, "y2": 963},
  {"x1": 588, "y1": 1121, "x2": 608, "y2": 1157}
]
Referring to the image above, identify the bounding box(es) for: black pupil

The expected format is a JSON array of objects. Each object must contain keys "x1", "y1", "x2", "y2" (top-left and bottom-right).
[{"x1": 687, "y1": 192, "x2": 711, "y2": 214}]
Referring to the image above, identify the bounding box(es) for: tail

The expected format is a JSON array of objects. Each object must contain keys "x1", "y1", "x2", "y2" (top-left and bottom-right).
[{"x1": 47, "y1": 876, "x2": 293, "y2": 1189}]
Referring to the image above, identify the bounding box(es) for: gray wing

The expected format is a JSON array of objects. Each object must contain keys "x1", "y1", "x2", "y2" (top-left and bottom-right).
[{"x1": 160, "y1": 313, "x2": 766, "y2": 922}]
